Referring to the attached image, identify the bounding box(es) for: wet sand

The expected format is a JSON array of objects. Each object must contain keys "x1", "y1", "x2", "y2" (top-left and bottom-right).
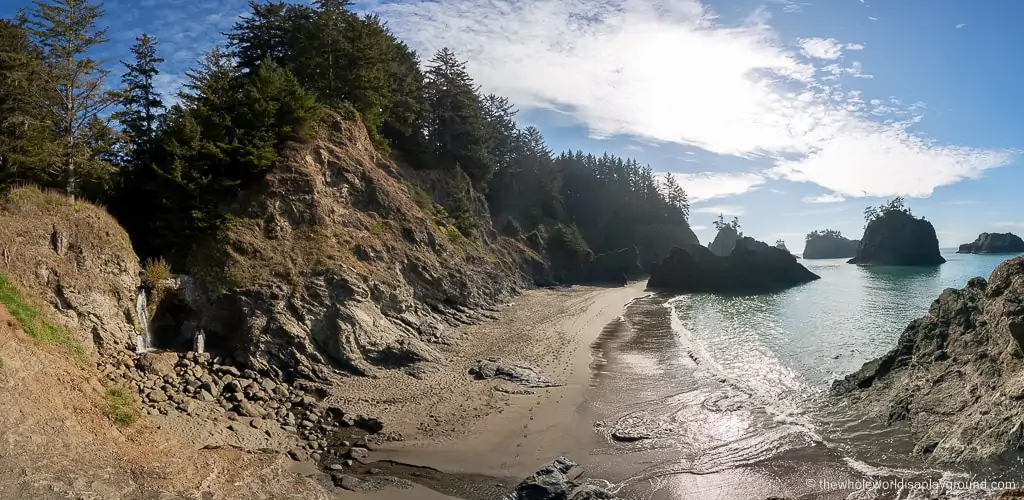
[{"x1": 334, "y1": 282, "x2": 651, "y2": 496}]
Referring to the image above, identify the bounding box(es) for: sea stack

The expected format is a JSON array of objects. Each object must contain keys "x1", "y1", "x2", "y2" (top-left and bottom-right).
[
  {"x1": 803, "y1": 230, "x2": 859, "y2": 259},
  {"x1": 832, "y1": 257, "x2": 1024, "y2": 462},
  {"x1": 957, "y1": 232, "x2": 1024, "y2": 254},
  {"x1": 648, "y1": 237, "x2": 820, "y2": 294},
  {"x1": 848, "y1": 210, "x2": 945, "y2": 266},
  {"x1": 708, "y1": 226, "x2": 740, "y2": 256}
]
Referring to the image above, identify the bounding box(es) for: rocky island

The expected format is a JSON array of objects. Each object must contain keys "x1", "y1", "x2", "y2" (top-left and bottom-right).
[
  {"x1": 847, "y1": 198, "x2": 945, "y2": 266},
  {"x1": 833, "y1": 256, "x2": 1024, "y2": 462},
  {"x1": 803, "y1": 229, "x2": 859, "y2": 259},
  {"x1": 648, "y1": 235, "x2": 820, "y2": 294},
  {"x1": 957, "y1": 232, "x2": 1024, "y2": 254}
]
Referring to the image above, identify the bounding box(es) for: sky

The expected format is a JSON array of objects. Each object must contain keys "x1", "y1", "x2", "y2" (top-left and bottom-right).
[{"x1": 3, "y1": 0, "x2": 1022, "y2": 253}]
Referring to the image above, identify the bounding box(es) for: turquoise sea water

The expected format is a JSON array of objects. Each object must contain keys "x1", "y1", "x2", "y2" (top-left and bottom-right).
[{"x1": 587, "y1": 250, "x2": 1024, "y2": 500}]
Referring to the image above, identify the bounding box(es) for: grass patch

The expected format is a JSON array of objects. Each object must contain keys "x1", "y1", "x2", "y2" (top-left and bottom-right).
[
  {"x1": 0, "y1": 272, "x2": 84, "y2": 358},
  {"x1": 104, "y1": 387, "x2": 140, "y2": 426}
]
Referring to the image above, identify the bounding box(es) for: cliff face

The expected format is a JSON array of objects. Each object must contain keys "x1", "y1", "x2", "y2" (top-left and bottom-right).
[
  {"x1": 803, "y1": 235, "x2": 859, "y2": 259},
  {"x1": 957, "y1": 232, "x2": 1024, "y2": 254},
  {"x1": 833, "y1": 257, "x2": 1024, "y2": 462},
  {"x1": 0, "y1": 187, "x2": 143, "y2": 354},
  {"x1": 189, "y1": 116, "x2": 533, "y2": 377},
  {"x1": 648, "y1": 237, "x2": 819, "y2": 294},
  {"x1": 708, "y1": 227, "x2": 740, "y2": 257},
  {"x1": 848, "y1": 211, "x2": 945, "y2": 266}
]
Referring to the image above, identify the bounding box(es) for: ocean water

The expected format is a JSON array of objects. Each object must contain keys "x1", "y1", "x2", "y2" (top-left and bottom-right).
[{"x1": 586, "y1": 250, "x2": 1024, "y2": 500}]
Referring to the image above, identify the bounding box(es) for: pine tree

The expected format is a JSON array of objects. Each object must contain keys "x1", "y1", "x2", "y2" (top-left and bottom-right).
[
  {"x1": 0, "y1": 18, "x2": 54, "y2": 187},
  {"x1": 118, "y1": 33, "x2": 163, "y2": 173},
  {"x1": 662, "y1": 173, "x2": 689, "y2": 220},
  {"x1": 21, "y1": 0, "x2": 117, "y2": 197},
  {"x1": 424, "y1": 48, "x2": 493, "y2": 187}
]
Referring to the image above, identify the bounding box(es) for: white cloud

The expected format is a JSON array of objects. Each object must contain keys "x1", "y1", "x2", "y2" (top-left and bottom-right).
[
  {"x1": 943, "y1": 200, "x2": 978, "y2": 205},
  {"x1": 992, "y1": 222, "x2": 1024, "y2": 228},
  {"x1": 955, "y1": 23, "x2": 966, "y2": 29},
  {"x1": 694, "y1": 204, "x2": 745, "y2": 216},
  {"x1": 802, "y1": 193, "x2": 846, "y2": 203},
  {"x1": 661, "y1": 172, "x2": 765, "y2": 202},
  {"x1": 690, "y1": 225, "x2": 708, "y2": 230},
  {"x1": 798, "y1": 38, "x2": 864, "y2": 60},
  {"x1": 372, "y1": 0, "x2": 1013, "y2": 200},
  {"x1": 868, "y1": 16, "x2": 878, "y2": 21}
]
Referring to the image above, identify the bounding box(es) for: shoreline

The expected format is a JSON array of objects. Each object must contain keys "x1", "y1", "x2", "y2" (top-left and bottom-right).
[{"x1": 334, "y1": 281, "x2": 651, "y2": 495}]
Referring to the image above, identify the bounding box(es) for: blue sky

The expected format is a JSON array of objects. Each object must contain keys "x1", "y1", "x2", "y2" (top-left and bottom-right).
[{"x1": 3, "y1": 0, "x2": 1021, "y2": 253}]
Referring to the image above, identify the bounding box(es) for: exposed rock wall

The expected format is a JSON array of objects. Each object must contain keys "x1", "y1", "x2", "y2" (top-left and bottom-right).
[
  {"x1": 957, "y1": 232, "x2": 1024, "y2": 254},
  {"x1": 0, "y1": 187, "x2": 142, "y2": 353},
  {"x1": 833, "y1": 257, "x2": 1024, "y2": 462},
  {"x1": 189, "y1": 116, "x2": 532, "y2": 377},
  {"x1": 708, "y1": 227, "x2": 740, "y2": 257}
]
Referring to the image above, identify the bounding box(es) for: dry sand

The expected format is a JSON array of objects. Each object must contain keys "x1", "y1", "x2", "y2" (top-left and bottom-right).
[{"x1": 333, "y1": 282, "x2": 651, "y2": 490}]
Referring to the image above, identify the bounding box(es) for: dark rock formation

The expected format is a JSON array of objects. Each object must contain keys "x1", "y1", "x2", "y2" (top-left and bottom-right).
[
  {"x1": 507, "y1": 457, "x2": 618, "y2": 500},
  {"x1": 586, "y1": 246, "x2": 640, "y2": 284},
  {"x1": 803, "y1": 230, "x2": 859, "y2": 259},
  {"x1": 648, "y1": 237, "x2": 820, "y2": 294},
  {"x1": 957, "y1": 232, "x2": 1024, "y2": 254},
  {"x1": 847, "y1": 211, "x2": 945, "y2": 266},
  {"x1": 708, "y1": 226, "x2": 740, "y2": 256},
  {"x1": 833, "y1": 257, "x2": 1024, "y2": 462},
  {"x1": 469, "y1": 359, "x2": 561, "y2": 388}
]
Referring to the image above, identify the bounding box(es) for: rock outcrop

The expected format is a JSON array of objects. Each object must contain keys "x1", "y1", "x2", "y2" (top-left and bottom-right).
[
  {"x1": 0, "y1": 186, "x2": 143, "y2": 353},
  {"x1": 188, "y1": 116, "x2": 531, "y2": 377},
  {"x1": 506, "y1": 457, "x2": 618, "y2": 500},
  {"x1": 648, "y1": 237, "x2": 820, "y2": 294},
  {"x1": 848, "y1": 211, "x2": 945, "y2": 266},
  {"x1": 586, "y1": 246, "x2": 640, "y2": 284},
  {"x1": 803, "y1": 231, "x2": 859, "y2": 259},
  {"x1": 708, "y1": 226, "x2": 740, "y2": 256},
  {"x1": 832, "y1": 257, "x2": 1024, "y2": 462},
  {"x1": 957, "y1": 232, "x2": 1024, "y2": 254}
]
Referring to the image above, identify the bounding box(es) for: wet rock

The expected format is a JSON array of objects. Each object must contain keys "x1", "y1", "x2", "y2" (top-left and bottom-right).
[
  {"x1": 470, "y1": 359, "x2": 561, "y2": 388},
  {"x1": 848, "y1": 209, "x2": 944, "y2": 266},
  {"x1": 331, "y1": 473, "x2": 364, "y2": 491},
  {"x1": 510, "y1": 457, "x2": 618, "y2": 499},
  {"x1": 648, "y1": 238, "x2": 819, "y2": 294},
  {"x1": 958, "y1": 232, "x2": 1024, "y2": 254}
]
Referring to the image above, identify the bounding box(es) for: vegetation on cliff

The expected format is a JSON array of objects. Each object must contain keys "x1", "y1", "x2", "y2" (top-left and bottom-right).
[
  {"x1": 803, "y1": 229, "x2": 859, "y2": 259},
  {"x1": 848, "y1": 197, "x2": 945, "y2": 266},
  {"x1": 0, "y1": 0, "x2": 697, "y2": 281}
]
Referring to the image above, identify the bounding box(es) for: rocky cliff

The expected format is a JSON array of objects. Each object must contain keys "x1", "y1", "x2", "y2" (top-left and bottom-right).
[
  {"x1": 708, "y1": 226, "x2": 740, "y2": 256},
  {"x1": 648, "y1": 237, "x2": 820, "y2": 294},
  {"x1": 803, "y1": 233, "x2": 859, "y2": 259},
  {"x1": 957, "y1": 232, "x2": 1024, "y2": 254},
  {"x1": 848, "y1": 211, "x2": 945, "y2": 266},
  {"x1": 833, "y1": 257, "x2": 1024, "y2": 462},
  {"x1": 188, "y1": 116, "x2": 533, "y2": 377},
  {"x1": 0, "y1": 187, "x2": 143, "y2": 354}
]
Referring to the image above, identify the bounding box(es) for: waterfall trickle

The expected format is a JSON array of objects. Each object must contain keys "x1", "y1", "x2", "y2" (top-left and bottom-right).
[{"x1": 135, "y1": 289, "x2": 154, "y2": 352}]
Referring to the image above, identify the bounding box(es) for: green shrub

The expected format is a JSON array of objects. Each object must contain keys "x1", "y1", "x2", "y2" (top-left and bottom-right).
[
  {"x1": 0, "y1": 272, "x2": 83, "y2": 357},
  {"x1": 404, "y1": 182, "x2": 433, "y2": 212},
  {"x1": 104, "y1": 387, "x2": 140, "y2": 426},
  {"x1": 142, "y1": 257, "x2": 172, "y2": 286}
]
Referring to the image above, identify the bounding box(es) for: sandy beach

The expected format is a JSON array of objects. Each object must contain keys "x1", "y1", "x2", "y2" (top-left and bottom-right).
[{"x1": 333, "y1": 282, "x2": 651, "y2": 496}]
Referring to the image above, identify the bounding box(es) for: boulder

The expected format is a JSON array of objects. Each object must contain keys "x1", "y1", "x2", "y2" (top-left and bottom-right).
[
  {"x1": 832, "y1": 257, "x2": 1024, "y2": 462},
  {"x1": 708, "y1": 226, "x2": 740, "y2": 257},
  {"x1": 469, "y1": 359, "x2": 561, "y2": 388},
  {"x1": 848, "y1": 211, "x2": 945, "y2": 266},
  {"x1": 509, "y1": 457, "x2": 618, "y2": 500},
  {"x1": 803, "y1": 231, "x2": 859, "y2": 259},
  {"x1": 0, "y1": 186, "x2": 143, "y2": 353},
  {"x1": 648, "y1": 237, "x2": 820, "y2": 294},
  {"x1": 957, "y1": 232, "x2": 1024, "y2": 254}
]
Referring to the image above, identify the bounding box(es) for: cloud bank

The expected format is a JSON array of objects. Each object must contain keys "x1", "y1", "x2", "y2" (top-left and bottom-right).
[{"x1": 370, "y1": 0, "x2": 1013, "y2": 200}]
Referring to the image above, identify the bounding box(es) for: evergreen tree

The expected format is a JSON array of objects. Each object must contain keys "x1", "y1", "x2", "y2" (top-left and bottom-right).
[
  {"x1": 21, "y1": 0, "x2": 117, "y2": 197},
  {"x1": 118, "y1": 33, "x2": 163, "y2": 173},
  {"x1": 662, "y1": 173, "x2": 689, "y2": 220},
  {"x1": 0, "y1": 18, "x2": 54, "y2": 187},
  {"x1": 424, "y1": 48, "x2": 493, "y2": 187}
]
